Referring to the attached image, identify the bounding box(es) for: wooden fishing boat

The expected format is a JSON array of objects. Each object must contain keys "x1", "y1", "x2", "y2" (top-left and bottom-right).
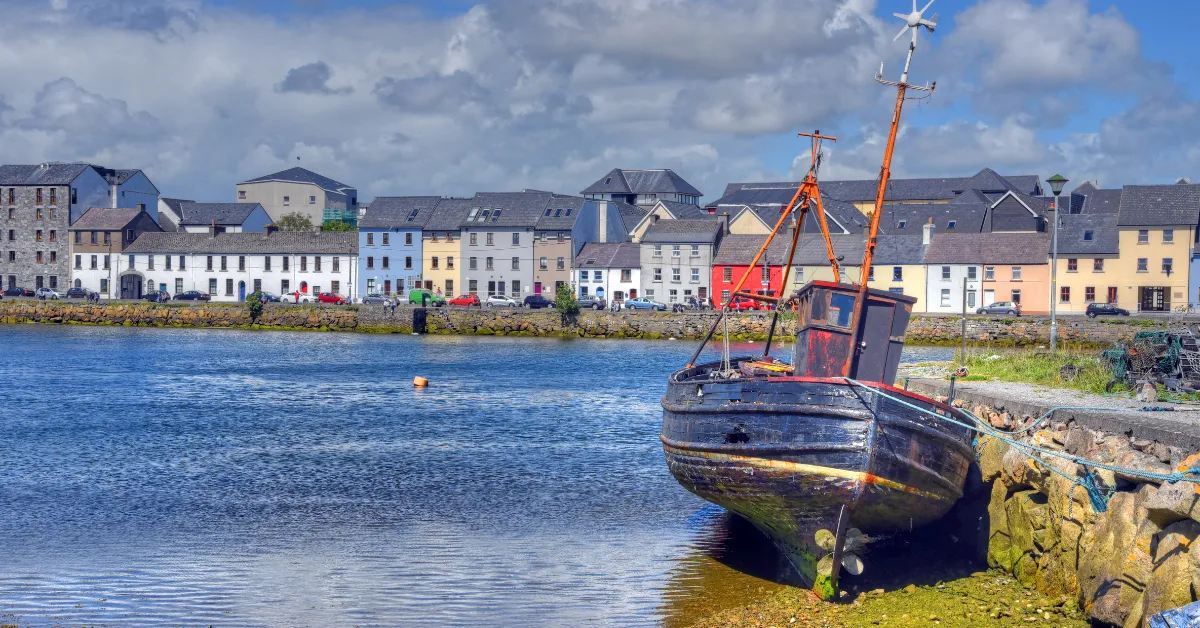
[{"x1": 660, "y1": 1, "x2": 971, "y2": 599}]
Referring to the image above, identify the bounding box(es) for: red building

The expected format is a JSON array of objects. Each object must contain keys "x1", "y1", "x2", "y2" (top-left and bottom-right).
[{"x1": 711, "y1": 234, "x2": 792, "y2": 306}]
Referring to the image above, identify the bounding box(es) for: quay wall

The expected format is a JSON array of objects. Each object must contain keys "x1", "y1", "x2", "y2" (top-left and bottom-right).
[
  {"x1": 910, "y1": 382, "x2": 1200, "y2": 627},
  {"x1": 0, "y1": 301, "x2": 1170, "y2": 345}
]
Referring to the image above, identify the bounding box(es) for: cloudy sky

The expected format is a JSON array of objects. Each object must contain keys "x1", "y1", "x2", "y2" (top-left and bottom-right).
[{"x1": 2, "y1": 0, "x2": 1197, "y2": 202}]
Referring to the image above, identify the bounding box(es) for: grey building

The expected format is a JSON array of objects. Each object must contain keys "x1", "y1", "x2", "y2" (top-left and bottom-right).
[
  {"x1": 459, "y1": 192, "x2": 550, "y2": 299},
  {"x1": 177, "y1": 202, "x2": 273, "y2": 234},
  {"x1": 236, "y1": 167, "x2": 358, "y2": 227},
  {"x1": 582, "y1": 168, "x2": 703, "y2": 206},
  {"x1": 0, "y1": 163, "x2": 157, "y2": 292},
  {"x1": 639, "y1": 217, "x2": 725, "y2": 304}
]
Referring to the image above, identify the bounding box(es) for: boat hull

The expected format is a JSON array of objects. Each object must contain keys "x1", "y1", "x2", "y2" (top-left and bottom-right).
[{"x1": 660, "y1": 361, "x2": 973, "y2": 595}]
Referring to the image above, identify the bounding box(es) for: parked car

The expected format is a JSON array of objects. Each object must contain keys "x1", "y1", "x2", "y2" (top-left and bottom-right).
[
  {"x1": 144, "y1": 289, "x2": 171, "y2": 303},
  {"x1": 408, "y1": 288, "x2": 446, "y2": 307},
  {"x1": 35, "y1": 287, "x2": 62, "y2": 300},
  {"x1": 577, "y1": 295, "x2": 607, "y2": 310},
  {"x1": 523, "y1": 294, "x2": 555, "y2": 309},
  {"x1": 1086, "y1": 303, "x2": 1130, "y2": 318},
  {"x1": 447, "y1": 293, "x2": 481, "y2": 307},
  {"x1": 317, "y1": 292, "x2": 347, "y2": 305},
  {"x1": 253, "y1": 291, "x2": 281, "y2": 303},
  {"x1": 280, "y1": 291, "x2": 316, "y2": 304},
  {"x1": 485, "y1": 295, "x2": 521, "y2": 308},
  {"x1": 625, "y1": 296, "x2": 667, "y2": 311},
  {"x1": 976, "y1": 301, "x2": 1021, "y2": 316},
  {"x1": 174, "y1": 291, "x2": 211, "y2": 301},
  {"x1": 65, "y1": 287, "x2": 91, "y2": 299},
  {"x1": 362, "y1": 293, "x2": 393, "y2": 306},
  {"x1": 726, "y1": 296, "x2": 761, "y2": 311},
  {"x1": 4, "y1": 287, "x2": 33, "y2": 297}
]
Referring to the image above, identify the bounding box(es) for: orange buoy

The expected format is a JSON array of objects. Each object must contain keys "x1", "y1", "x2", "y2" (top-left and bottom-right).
[{"x1": 413, "y1": 376, "x2": 429, "y2": 388}]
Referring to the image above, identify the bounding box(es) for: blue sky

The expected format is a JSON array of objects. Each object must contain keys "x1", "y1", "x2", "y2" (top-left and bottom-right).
[{"x1": 0, "y1": 0, "x2": 1196, "y2": 201}]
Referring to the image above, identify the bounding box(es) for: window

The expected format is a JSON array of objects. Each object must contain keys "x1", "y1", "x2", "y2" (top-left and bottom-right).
[
  {"x1": 892, "y1": 266, "x2": 902, "y2": 281},
  {"x1": 721, "y1": 290, "x2": 731, "y2": 303},
  {"x1": 405, "y1": 256, "x2": 413, "y2": 270},
  {"x1": 49, "y1": 230, "x2": 55, "y2": 242},
  {"x1": 238, "y1": 191, "x2": 246, "y2": 199},
  {"x1": 672, "y1": 245, "x2": 680, "y2": 257},
  {"x1": 761, "y1": 266, "x2": 770, "y2": 283},
  {"x1": 226, "y1": 278, "x2": 234, "y2": 296},
  {"x1": 1137, "y1": 258, "x2": 1148, "y2": 272},
  {"x1": 1107, "y1": 287, "x2": 1117, "y2": 303},
  {"x1": 668, "y1": 289, "x2": 678, "y2": 303},
  {"x1": 403, "y1": 232, "x2": 412, "y2": 246},
  {"x1": 36, "y1": 188, "x2": 42, "y2": 205},
  {"x1": 470, "y1": 233, "x2": 477, "y2": 246},
  {"x1": 982, "y1": 266, "x2": 993, "y2": 280},
  {"x1": 946, "y1": 220, "x2": 957, "y2": 230},
  {"x1": 511, "y1": 233, "x2": 519, "y2": 246},
  {"x1": 1093, "y1": 258, "x2": 1104, "y2": 272},
  {"x1": 621, "y1": 269, "x2": 632, "y2": 282},
  {"x1": 1011, "y1": 267, "x2": 1022, "y2": 281},
  {"x1": 447, "y1": 256, "x2": 454, "y2": 269},
  {"x1": 1163, "y1": 258, "x2": 1173, "y2": 274},
  {"x1": 1085, "y1": 287, "x2": 1096, "y2": 302},
  {"x1": 238, "y1": 256, "x2": 246, "y2": 271},
  {"x1": 794, "y1": 267, "x2": 804, "y2": 284},
  {"x1": 49, "y1": 276, "x2": 56, "y2": 289},
  {"x1": 283, "y1": 195, "x2": 290, "y2": 206},
  {"x1": 486, "y1": 257, "x2": 494, "y2": 270},
  {"x1": 445, "y1": 279, "x2": 454, "y2": 296},
  {"x1": 723, "y1": 267, "x2": 733, "y2": 282},
  {"x1": 897, "y1": 220, "x2": 907, "y2": 229},
  {"x1": 165, "y1": 256, "x2": 172, "y2": 270},
  {"x1": 1164, "y1": 229, "x2": 1175, "y2": 243},
  {"x1": 103, "y1": 232, "x2": 110, "y2": 245},
  {"x1": 511, "y1": 257, "x2": 519, "y2": 271},
  {"x1": 89, "y1": 255, "x2": 98, "y2": 270},
  {"x1": 209, "y1": 278, "x2": 218, "y2": 295},
  {"x1": 940, "y1": 289, "x2": 950, "y2": 307},
  {"x1": 264, "y1": 256, "x2": 272, "y2": 271},
  {"x1": 557, "y1": 232, "x2": 565, "y2": 243},
  {"x1": 309, "y1": 195, "x2": 316, "y2": 205},
  {"x1": 941, "y1": 266, "x2": 950, "y2": 280},
  {"x1": 380, "y1": 256, "x2": 388, "y2": 269},
  {"x1": 654, "y1": 268, "x2": 662, "y2": 281},
  {"x1": 1067, "y1": 258, "x2": 1077, "y2": 272},
  {"x1": 469, "y1": 279, "x2": 478, "y2": 295},
  {"x1": 282, "y1": 257, "x2": 289, "y2": 271},
  {"x1": 367, "y1": 233, "x2": 374, "y2": 246},
  {"x1": 967, "y1": 266, "x2": 977, "y2": 280},
  {"x1": 645, "y1": 289, "x2": 655, "y2": 299},
  {"x1": 332, "y1": 258, "x2": 339, "y2": 273},
  {"x1": 511, "y1": 280, "x2": 520, "y2": 297},
  {"x1": 539, "y1": 256, "x2": 547, "y2": 270},
  {"x1": 300, "y1": 256, "x2": 307, "y2": 272},
  {"x1": 73, "y1": 231, "x2": 80, "y2": 244},
  {"x1": 220, "y1": 256, "x2": 228, "y2": 271},
  {"x1": 367, "y1": 256, "x2": 376, "y2": 269},
  {"x1": 868, "y1": 266, "x2": 875, "y2": 281},
  {"x1": 104, "y1": 255, "x2": 110, "y2": 270},
  {"x1": 692, "y1": 268, "x2": 701, "y2": 282},
  {"x1": 36, "y1": 230, "x2": 42, "y2": 242},
  {"x1": 1060, "y1": 286, "x2": 1070, "y2": 303},
  {"x1": 176, "y1": 278, "x2": 184, "y2": 294},
  {"x1": 49, "y1": 251, "x2": 56, "y2": 263},
  {"x1": 653, "y1": 245, "x2": 662, "y2": 257},
  {"x1": 206, "y1": 256, "x2": 213, "y2": 271},
  {"x1": 432, "y1": 256, "x2": 440, "y2": 270},
  {"x1": 49, "y1": 188, "x2": 56, "y2": 205},
  {"x1": 1138, "y1": 229, "x2": 1148, "y2": 244},
  {"x1": 691, "y1": 245, "x2": 699, "y2": 257},
  {"x1": 579, "y1": 270, "x2": 588, "y2": 283},
  {"x1": 671, "y1": 268, "x2": 681, "y2": 282},
  {"x1": 1083, "y1": 230, "x2": 1094, "y2": 241},
  {"x1": 470, "y1": 257, "x2": 478, "y2": 270},
  {"x1": 74, "y1": 255, "x2": 81, "y2": 269},
  {"x1": 281, "y1": 279, "x2": 290, "y2": 293},
  {"x1": 331, "y1": 280, "x2": 340, "y2": 294},
  {"x1": 1011, "y1": 289, "x2": 1022, "y2": 304},
  {"x1": 486, "y1": 233, "x2": 494, "y2": 246},
  {"x1": 128, "y1": 254, "x2": 135, "y2": 269}
]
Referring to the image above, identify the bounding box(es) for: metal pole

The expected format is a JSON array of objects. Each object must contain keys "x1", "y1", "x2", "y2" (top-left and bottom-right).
[
  {"x1": 961, "y1": 275, "x2": 968, "y2": 366},
  {"x1": 1051, "y1": 191, "x2": 1060, "y2": 354}
]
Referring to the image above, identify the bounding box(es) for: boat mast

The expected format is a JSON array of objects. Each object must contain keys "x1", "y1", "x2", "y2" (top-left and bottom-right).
[{"x1": 843, "y1": 0, "x2": 937, "y2": 377}]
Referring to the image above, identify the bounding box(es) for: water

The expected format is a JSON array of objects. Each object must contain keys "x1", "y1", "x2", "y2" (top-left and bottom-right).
[{"x1": 0, "y1": 326, "x2": 952, "y2": 627}]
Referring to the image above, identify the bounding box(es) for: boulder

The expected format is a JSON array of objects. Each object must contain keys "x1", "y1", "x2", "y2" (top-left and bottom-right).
[
  {"x1": 1089, "y1": 517, "x2": 1159, "y2": 627},
  {"x1": 1140, "y1": 519, "x2": 1200, "y2": 621},
  {"x1": 987, "y1": 480, "x2": 1016, "y2": 570},
  {"x1": 1114, "y1": 449, "x2": 1174, "y2": 486},
  {"x1": 1001, "y1": 447, "x2": 1043, "y2": 489},
  {"x1": 1144, "y1": 479, "x2": 1200, "y2": 528},
  {"x1": 978, "y1": 436, "x2": 1010, "y2": 482}
]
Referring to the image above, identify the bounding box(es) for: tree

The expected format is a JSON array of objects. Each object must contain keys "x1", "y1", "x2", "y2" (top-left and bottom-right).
[
  {"x1": 322, "y1": 220, "x2": 357, "y2": 232},
  {"x1": 246, "y1": 291, "x2": 265, "y2": 322},
  {"x1": 276, "y1": 212, "x2": 314, "y2": 232},
  {"x1": 554, "y1": 283, "x2": 580, "y2": 322}
]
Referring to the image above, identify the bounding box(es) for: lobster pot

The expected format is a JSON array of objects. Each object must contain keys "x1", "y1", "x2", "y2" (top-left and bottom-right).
[{"x1": 793, "y1": 281, "x2": 917, "y2": 384}]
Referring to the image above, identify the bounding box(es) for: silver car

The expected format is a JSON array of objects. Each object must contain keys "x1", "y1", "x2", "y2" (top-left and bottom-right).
[
  {"x1": 485, "y1": 295, "x2": 520, "y2": 308},
  {"x1": 34, "y1": 287, "x2": 62, "y2": 300},
  {"x1": 362, "y1": 293, "x2": 394, "y2": 306}
]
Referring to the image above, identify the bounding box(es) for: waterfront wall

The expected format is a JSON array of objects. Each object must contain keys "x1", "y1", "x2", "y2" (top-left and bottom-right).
[
  {"x1": 928, "y1": 392, "x2": 1200, "y2": 627},
  {"x1": 0, "y1": 301, "x2": 1169, "y2": 345}
]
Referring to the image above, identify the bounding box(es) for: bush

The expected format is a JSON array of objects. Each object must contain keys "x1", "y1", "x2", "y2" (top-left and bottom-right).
[
  {"x1": 246, "y1": 291, "x2": 265, "y2": 321},
  {"x1": 554, "y1": 283, "x2": 580, "y2": 319}
]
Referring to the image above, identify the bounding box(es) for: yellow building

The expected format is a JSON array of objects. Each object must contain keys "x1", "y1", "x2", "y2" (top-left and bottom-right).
[
  {"x1": 1105, "y1": 185, "x2": 1198, "y2": 312},
  {"x1": 1052, "y1": 213, "x2": 1120, "y2": 314},
  {"x1": 420, "y1": 198, "x2": 474, "y2": 297}
]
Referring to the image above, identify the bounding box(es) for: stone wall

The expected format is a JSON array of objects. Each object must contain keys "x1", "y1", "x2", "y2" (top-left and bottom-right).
[
  {"x1": 907, "y1": 314, "x2": 1165, "y2": 347},
  {"x1": 0, "y1": 300, "x2": 357, "y2": 331},
  {"x1": 953, "y1": 398, "x2": 1200, "y2": 627}
]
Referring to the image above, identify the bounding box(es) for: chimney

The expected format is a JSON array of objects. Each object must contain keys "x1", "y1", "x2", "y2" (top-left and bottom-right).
[
  {"x1": 209, "y1": 220, "x2": 217, "y2": 238},
  {"x1": 922, "y1": 216, "x2": 935, "y2": 245},
  {"x1": 597, "y1": 200, "x2": 608, "y2": 243}
]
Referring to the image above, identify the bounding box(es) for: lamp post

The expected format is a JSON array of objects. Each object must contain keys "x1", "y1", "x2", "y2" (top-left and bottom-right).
[{"x1": 1047, "y1": 174, "x2": 1069, "y2": 354}]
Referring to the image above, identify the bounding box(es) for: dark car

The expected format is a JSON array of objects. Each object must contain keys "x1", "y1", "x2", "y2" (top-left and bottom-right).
[
  {"x1": 174, "y1": 291, "x2": 211, "y2": 301},
  {"x1": 144, "y1": 290, "x2": 171, "y2": 303},
  {"x1": 523, "y1": 294, "x2": 555, "y2": 309},
  {"x1": 1086, "y1": 303, "x2": 1130, "y2": 318},
  {"x1": 577, "y1": 295, "x2": 607, "y2": 310},
  {"x1": 4, "y1": 287, "x2": 34, "y2": 297},
  {"x1": 66, "y1": 287, "x2": 91, "y2": 299}
]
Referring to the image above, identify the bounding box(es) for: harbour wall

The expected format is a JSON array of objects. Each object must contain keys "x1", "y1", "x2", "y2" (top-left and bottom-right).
[
  {"x1": 910, "y1": 381, "x2": 1200, "y2": 627},
  {"x1": 0, "y1": 301, "x2": 1170, "y2": 344}
]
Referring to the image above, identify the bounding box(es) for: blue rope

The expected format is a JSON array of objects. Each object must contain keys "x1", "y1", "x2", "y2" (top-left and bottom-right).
[{"x1": 844, "y1": 379, "x2": 1200, "y2": 514}]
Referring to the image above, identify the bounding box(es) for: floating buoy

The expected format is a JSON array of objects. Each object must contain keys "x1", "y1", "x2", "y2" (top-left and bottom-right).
[{"x1": 413, "y1": 376, "x2": 428, "y2": 388}]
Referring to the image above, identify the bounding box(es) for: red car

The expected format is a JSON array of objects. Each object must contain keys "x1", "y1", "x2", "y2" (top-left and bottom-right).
[
  {"x1": 727, "y1": 296, "x2": 761, "y2": 311},
  {"x1": 316, "y1": 292, "x2": 346, "y2": 305},
  {"x1": 447, "y1": 293, "x2": 480, "y2": 307}
]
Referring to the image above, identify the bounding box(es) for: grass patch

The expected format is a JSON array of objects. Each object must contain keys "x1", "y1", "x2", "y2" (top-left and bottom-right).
[{"x1": 908, "y1": 344, "x2": 1126, "y2": 396}]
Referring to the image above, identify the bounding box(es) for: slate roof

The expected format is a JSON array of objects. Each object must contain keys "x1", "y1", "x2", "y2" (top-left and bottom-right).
[
  {"x1": 953, "y1": 168, "x2": 1017, "y2": 194},
  {"x1": 537, "y1": 195, "x2": 588, "y2": 230},
  {"x1": 160, "y1": 198, "x2": 191, "y2": 216},
  {"x1": 924, "y1": 232, "x2": 1051, "y2": 265},
  {"x1": 881, "y1": 203, "x2": 988, "y2": 234},
  {"x1": 873, "y1": 235, "x2": 928, "y2": 265},
  {"x1": 1081, "y1": 189, "x2": 1121, "y2": 214},
  {"x1": 1056, "y1": 214, "x2": 1120, "y2": 256},
  {"x1": 706, "y1": 186, "x2": 865, "y2": 234},
  {"x1": 68, "y1": 207, "x2": 147, "y2": 230},
  {"x1": 463, "y1": 191, "x2": 554, "y2": 228},
  {"x1": 712, "y1": 234, "x2": 793, "y2": 265},
  {"x1": 581, "y1": 168, "x2": 702, "y2": 197},
  {"x1": 641, "y1": 219, "x2": 723, "y2": 244},
  {"x1": 792, "y1": 235, "x2": 868, "y2": 266},
  {"x1": 611, "y1": 200, "x2": 648, "y2": 234},
  {"x1": 722, "y1": 169, "x2": 1041, "y2": 204},
  {"x1": 1072, "y1": 181, "x2": 1100, "y2": 195},
  {"x1": 125, "y1": 231, "x2": 358, "y2": 255},
  {"x1": 178, "y1": 202, "x2": 265, "y2": 226},
  {"x1": 423, "y1": 198, "x2": 476, "y2": 231},
  {"x1": 1118, "y1": 184, "x2": 1200, "y2": 226},
  {"x1": 575, "y1": 242, "x2": 641, "y2": 269},
  {"x1": 659, "y1": 199, "x2": 711, "y2": 219},
  {"x1": 240, "y1": 167, "x2": 355, "y2": 194},
  {"x1": 358, "y1": 196, "x2": 440, "y2": 229},
  {"x1": 101, "y1": 168, "x2": 142, "y2": 185},
  {"x1": 0, "y1": 163, "x2": 95, "y2": 185}
]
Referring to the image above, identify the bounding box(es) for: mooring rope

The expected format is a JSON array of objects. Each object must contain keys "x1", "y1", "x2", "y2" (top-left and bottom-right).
[{"x1": 842, "y1": 378, "x2": 1200, "y2": 515}]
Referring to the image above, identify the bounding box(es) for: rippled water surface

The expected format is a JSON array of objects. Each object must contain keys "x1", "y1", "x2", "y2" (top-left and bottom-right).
[{"x1": 0, "y1": 326, "x2": 952, "y2": 627}]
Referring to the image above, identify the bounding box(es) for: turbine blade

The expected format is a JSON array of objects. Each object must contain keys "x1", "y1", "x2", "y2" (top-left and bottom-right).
[
  {"x1": 893, "y1": 23, "x2": 910, "y2": 41},
  {"x1": 893, "y1": 12, "x2": 908, "y2": 18},
  {"x1": 912, "y1": 0, "x2": 918, "y2": 13},
  {"x1": 920, "y1": 14, "x2": 938, "y2": 30},
  {"x1": 919, "y1": 0, "x2": 935, "y2": 15}
]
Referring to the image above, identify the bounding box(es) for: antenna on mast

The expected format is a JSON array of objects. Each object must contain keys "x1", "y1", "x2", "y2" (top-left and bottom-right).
[{"x1": 878, "y1": 0, "x2": 938, "y2": 89}]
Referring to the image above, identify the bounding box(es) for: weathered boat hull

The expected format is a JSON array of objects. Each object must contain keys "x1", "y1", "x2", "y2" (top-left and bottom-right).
[{"x1": 661, "y1": 360, "x2": 973, "y2": 596}]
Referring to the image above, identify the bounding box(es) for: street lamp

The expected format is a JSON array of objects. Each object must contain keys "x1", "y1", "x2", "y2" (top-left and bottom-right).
[{"x1": 1047, "y1": 173, "x2": 1069, "y2": 354}]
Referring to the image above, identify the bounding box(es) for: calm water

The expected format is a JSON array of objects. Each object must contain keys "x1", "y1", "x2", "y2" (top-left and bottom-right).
[{"x1": 0, "y1": 326, "x2": 951, "y2": 627}]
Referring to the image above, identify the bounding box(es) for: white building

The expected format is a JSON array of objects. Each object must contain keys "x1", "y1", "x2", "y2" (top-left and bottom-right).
[
  {"x1": 924, "y1": 261, "x2": 983, "y2": 314},
  {"x1": 120, "y1": 231, "x2": 358, "y2": 302},
  {"x1": 573, "y1": 242, "x2": 642, "y2": 303}
]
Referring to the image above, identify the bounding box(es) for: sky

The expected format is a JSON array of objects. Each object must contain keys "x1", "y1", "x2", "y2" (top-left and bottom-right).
[{"x1": 2, "y1": 0, "x2": 1199, "y2": 203}]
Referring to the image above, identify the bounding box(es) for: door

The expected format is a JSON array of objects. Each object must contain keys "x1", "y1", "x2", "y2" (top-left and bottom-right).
[
  {"x1": 967, "y1": 290, "x2": 976, "y2": 309},
  {"x1": 487, "y1": 281, "x2": 496, "y2": 297},
  {"x1": 630, "y1": 289, "x2": 637, "y2": 299},
  {"x1": 425, "y1": 280, "x2": 433, "y2": 290},
  {"x1": 1140, "y1": 287, "x2": 1168, "y2": 311},
  {"x1": 384, "y1": 280, "x2": 391, "y2": 294},
  {"x1": 983, "y1": 290, "x2": 995, "y2": 306},
  {"x1": 534, "y1": 282, "x2": 542, "y2": 295},
  {"x1": 238, "y1": 281, "x2": 246, "y2": 302}
]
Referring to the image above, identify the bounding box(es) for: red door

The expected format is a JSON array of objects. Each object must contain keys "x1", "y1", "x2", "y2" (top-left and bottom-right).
[
  {"x1": 384, "y1": 280, "x2": 392, "y2": 294},
  {"x1": 534, "y1": 282, "x2": 542, "y2": 295}
]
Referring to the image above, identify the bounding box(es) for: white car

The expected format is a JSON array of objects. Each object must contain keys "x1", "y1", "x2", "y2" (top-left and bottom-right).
[
  {"x1": 280, "y1": 291, "x2": 316, "y2": 304},
  {"x1": 34, "y1": 287, "x2": 62, "y2": 300},
  {"x1": 485, "y1": 295, "x2": 520, "y2": 308}
]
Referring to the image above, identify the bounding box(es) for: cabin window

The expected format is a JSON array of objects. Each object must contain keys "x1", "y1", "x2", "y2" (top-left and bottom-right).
[{"x1": 828, "y1": 293, "x2": 855, "y2": 329}]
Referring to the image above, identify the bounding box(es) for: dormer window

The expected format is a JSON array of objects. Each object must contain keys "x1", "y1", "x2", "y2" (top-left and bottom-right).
[
  {"x1": 897, "y1": 220, "x2": 906, "y2": 229},
  {"x1": 545, "y1": 208, "x2": 552, "y2": 216},
  {"x1": 554, "y1": 208, "x2": 562, "y2": 217},
  {"x1": 604, "y1": 177, "x2": 612, "y2": 184},
  {"x1": 946, "y1": 220, "x2": 957, "y2": 230},
  {"x1": 1083, "y1": 230, "x2": 1094, "y2": 241}
]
